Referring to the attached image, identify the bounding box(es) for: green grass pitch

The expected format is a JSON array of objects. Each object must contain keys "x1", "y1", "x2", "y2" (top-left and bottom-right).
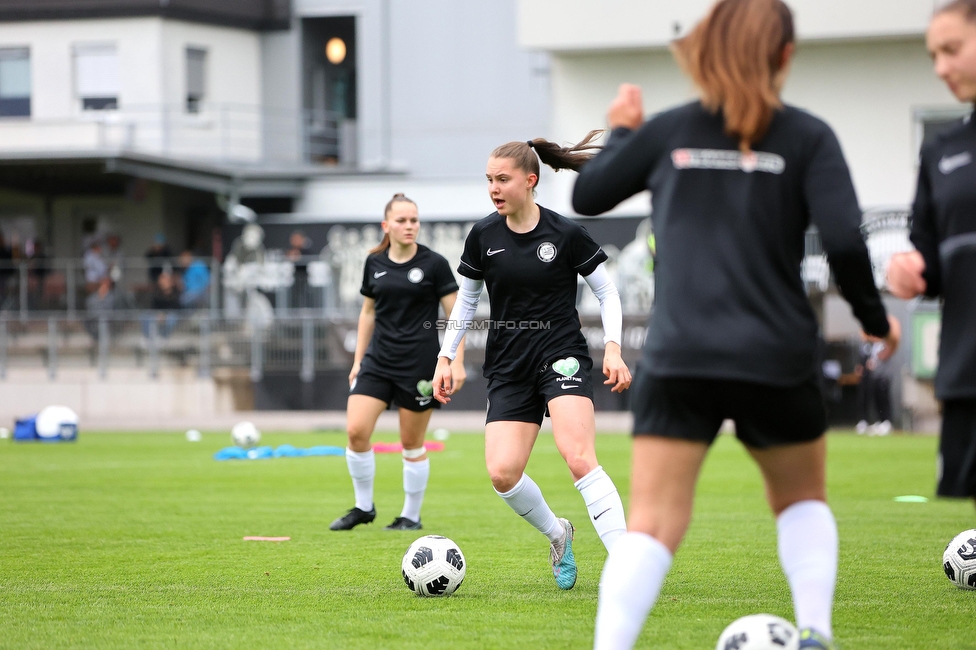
[{"x1": 1, "y1": 430, "x2": 974, "y2": 649}]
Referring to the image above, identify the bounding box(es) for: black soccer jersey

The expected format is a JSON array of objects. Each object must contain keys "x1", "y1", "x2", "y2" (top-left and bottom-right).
[
  {"x1": 458, "y1": 206, "x2": 608, "y2": 381},
  {"x1": 911, "y1": 112, "x2": 976, "y2": 400},
  {"x1": 573, "y1": 101, "x2": 889, "y2": 386},
  {"x1": 360, "y1": 244, "x2": 459, "y2": 379}
]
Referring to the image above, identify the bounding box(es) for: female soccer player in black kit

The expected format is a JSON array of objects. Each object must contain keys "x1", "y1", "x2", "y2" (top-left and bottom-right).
[
  {"x1": 432, "y1": 137, "x2": 632, "y2": 591},
  {"x1": 330, "y1": 194, "x2": 466, "y2": 532},
  {"x1": 888, "y1": 0, "x2": 976, "y2": 506},
  {"x1": 573, "y1": 1, "x2": 900, "y2": 648}
]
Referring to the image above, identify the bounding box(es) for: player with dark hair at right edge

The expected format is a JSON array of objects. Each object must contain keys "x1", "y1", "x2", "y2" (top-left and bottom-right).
[
  {"x1": 572, "y1": 0, "x2": 900, "y2": 648},
  {"x1": 888, "y1": 0, "x2": 976, "y2": 508}
]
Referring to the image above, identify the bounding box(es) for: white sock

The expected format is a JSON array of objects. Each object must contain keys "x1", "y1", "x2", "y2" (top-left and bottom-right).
[
  {"x1": 595, "y1": 532, "x2": 673, "y2": 650},
  {"x1": 495, "y1": 474, "x2": 563, "y2": 542},
  {"x1": 345, "y1": 448, "x2": 375, "y2": 512},
  {"x1": 400, "y1": 457, "x2": 430, "y2": 522},
  {"x1": 575, "y1": 466, "x2": 627, "y2": 551},
  {"x1": 777, "y1": 500, "x2": 837, "y2": 639}
]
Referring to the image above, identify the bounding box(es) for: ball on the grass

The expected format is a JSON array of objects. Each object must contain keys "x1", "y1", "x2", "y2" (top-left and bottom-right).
[
  {"x1": 943, "y1": 529, "x2": 976, "y2": 590},
  {"x1": 401, "y1": 535, "x2": 465, "y2": 597},
  {"x1": 432, "y1": 428, "x2": 450, "y2": 441},
  {"x1": 715, "y1": 614, "x2": 798, "y2": 650},
  {"x1": 36, "y1": 405, "x2": 79, "y2": 439},
  {"x1": 185, "y1": 429, "x2": 202, "y2": 442},
  {"x1": 231, "y1": 421, "x2": 261, "y2": 448}
]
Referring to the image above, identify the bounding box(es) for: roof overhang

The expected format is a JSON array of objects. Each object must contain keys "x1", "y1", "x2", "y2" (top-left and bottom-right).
[{"x1": 0, "y1": 150, "x2": 333, "y2": 198}]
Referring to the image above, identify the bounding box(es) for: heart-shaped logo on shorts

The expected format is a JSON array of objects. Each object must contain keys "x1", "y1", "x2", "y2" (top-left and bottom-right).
[
  {"x1": 552, "y1": 357, "x2": 580, "y2": 378},
  {"x1": 417, "y1": 380, "x2": 433, "y2": 397}
]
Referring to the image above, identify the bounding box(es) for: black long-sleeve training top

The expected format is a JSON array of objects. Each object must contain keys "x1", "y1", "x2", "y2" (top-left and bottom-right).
[
  {"x1": 573, "y1": 101, "x2": 889, "y2": 385},
  {"x1": 910, "y1": 111, "x2": 976, "y2": 400}
]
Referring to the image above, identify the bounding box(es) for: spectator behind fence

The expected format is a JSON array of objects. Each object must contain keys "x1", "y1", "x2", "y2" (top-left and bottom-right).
[
  {"x1": 145, "y1": 234, "x2": 172, "y2": 284},
  {"x1": 84, "y1": 276, "x2": 117, "y2": 339},
  {"x1": 105, "y1": 233, "x2": 124, "y2": 283},
  {"x1": 178, "y1": 251, "x2": 210, "y2": 308},
  {"x1": 855, "y1": 341, "x2": 893, "y2": 436},
  {"x1": 143, "y1": 270, "x2": 182, "y2": 339},
  {"x1": 83, "y1": 240, "x2": 108, "y2": 290}
]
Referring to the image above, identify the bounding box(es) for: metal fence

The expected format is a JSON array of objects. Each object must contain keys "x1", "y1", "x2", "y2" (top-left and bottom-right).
[{"x1": 0, "y1": 211, "x2": 914, "y2": 322}]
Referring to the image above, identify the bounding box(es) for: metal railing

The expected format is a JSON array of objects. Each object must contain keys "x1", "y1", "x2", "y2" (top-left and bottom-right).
[{"x1": 0, "y1": 103, "x2": 351, "y2": 165}]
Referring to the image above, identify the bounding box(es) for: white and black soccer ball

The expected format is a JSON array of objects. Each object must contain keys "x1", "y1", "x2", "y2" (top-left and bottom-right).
[
  {"x1": 943, "y1": 529, "x2": 976, "y2": 590},
  {"x1": 715, "y1": 614, "x2": 799, "y2": 650},
  {"x1": 231, "y1": 421, "x2": 261, "y2": 448},
  {"x1": 401, "y1": 535, "x2": 465, "y2": 597}
]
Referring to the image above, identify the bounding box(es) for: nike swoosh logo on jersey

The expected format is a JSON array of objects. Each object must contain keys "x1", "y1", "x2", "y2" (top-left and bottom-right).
[
  {"x1": 560, "y1": 384, "x2": 576, "y2": 390},
  {"x1": 593, "y1": 508, "x2": 612, "y2": 520},
  {"x1": 486, "y1": 248, "x2": 505, "y2": 256},
  {"x1": 373, "y1": 271, "x2": 388, "y2": 278},
  {"x1": 939, "y1": 152, "x2": 972, "y2": 175}
]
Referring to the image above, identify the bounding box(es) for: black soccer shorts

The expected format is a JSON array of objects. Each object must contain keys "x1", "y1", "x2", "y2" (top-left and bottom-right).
[
  {"x1": 630, "y1": 367, "x2": 827, "y2": 449},
  {"x1": 937, "y1": 399, "x2": 976, "y2": 498},
  {"x1": 485, "y1": 354, "x2": 594, "y2": 426},
  {"x1": 350, "y1": 368, "x2": 440, "y2": 412}
]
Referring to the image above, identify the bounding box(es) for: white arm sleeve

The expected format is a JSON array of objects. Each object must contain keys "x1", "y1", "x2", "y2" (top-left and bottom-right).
[
  {"x1": 583, "y1": 263, "x2": 622, "y2": 346},
  {"x1": 439, "y1": 276, "x2": 483, "y2": 360}
]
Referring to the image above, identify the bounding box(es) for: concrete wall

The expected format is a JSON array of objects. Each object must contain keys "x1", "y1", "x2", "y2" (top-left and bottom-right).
[
  {"x1": 518, "y1": 0, "x2": 934, "y2": 51},
  {"x1": 0, "y1": 368, "x2": 228, "y2": 423}
]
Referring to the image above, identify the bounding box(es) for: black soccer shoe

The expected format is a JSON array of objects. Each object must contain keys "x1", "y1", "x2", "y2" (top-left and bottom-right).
[
  {"x1": 383, "y1": 516, "x2": 422, "y2": 531},
  {"x1": 329, "y1": 506, "x2": 376, "y2": 531}
]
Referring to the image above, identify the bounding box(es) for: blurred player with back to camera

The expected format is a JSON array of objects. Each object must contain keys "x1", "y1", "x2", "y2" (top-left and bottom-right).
[
  {"x1": 330, "y1": 193, "x2": 466, "y2": 532},
  {"x1": 432, "y1": 135, "x2": 632, "y2": 591},
  {"x1": 571, "y1": 0, "x2": 900, "y2": 647},
  {"x1": 888, "y1": 0, "x2": 976, "y2": 506}
]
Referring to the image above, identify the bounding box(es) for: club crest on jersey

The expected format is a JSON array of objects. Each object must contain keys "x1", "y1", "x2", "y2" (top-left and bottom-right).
[
  {"x1": 407, "y1": 268, "x2": 424, "y2": 283},
  {"x1": 671, "y1": 148, "x2": 785, "y2": 174},
  {"x1": 537, "y1": 242, "x2": 557, "y2": 263}
]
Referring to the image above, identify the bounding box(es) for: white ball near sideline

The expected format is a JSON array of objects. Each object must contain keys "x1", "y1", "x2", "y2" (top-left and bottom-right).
[
  {"x1": 432, "y1": 428, "x2": 450, "y2": 441},
  {"x1": 36, "y1": 405, "x2": 79, "y2": 439},
  {"x1": 715, "y1": 614, "x2": 799, "y2": 650},
  {"x1": 231, "y1": 421, "x2": 261, "y2": 448},
  {"x1": 185, "y1": 429, "x2": 202, "y2": 442}
]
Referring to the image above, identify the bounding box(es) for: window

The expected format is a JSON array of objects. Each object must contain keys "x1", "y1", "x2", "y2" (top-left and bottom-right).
[
  {"x1": 186, "y1": 47, "x2": 206, "y2": 113},
  {"x1": 0, "y1": 48, "x2": 30, "y2": 117},
  {"x1": 74, "y1": 44, "x2": 119, "y2": 111}
]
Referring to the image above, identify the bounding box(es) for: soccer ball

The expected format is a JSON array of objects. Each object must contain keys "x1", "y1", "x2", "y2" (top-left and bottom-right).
[
  {"x1": 401, "y1": 535, "x2": 465, "y2": 597},
  {"x1": 231, "y1": 421, "x2": 261, "y2": 448},
  {"x1": 943, "y1": 529, "x2": 976, "y2": 590},
  {"x1": 715, "y1": 614, "x2": 799, "y2": 650}
]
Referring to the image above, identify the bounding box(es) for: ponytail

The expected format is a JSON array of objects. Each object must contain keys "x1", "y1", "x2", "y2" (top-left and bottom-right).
[
  {"x1": 672, "y1": 0, "x2": 794, "y2": 152},
  {"x1": 490, "y1": 130, "x2": 603, "y2": 188},
  {"x1": 369, "y1": 193, "x2": 417, "y2": 254}
]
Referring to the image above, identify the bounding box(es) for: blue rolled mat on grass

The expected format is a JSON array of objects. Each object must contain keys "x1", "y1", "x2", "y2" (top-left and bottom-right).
[{"x1": 214, "y1": 445, "x2": 346, "y2": 461}]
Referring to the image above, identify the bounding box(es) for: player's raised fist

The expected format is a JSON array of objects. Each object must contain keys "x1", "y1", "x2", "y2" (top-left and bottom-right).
[
  {"x1": 608, "y1": 84, "x2": 644, "y2": 130},
  {"x1": 886, "y1": 250, "x2": 927, "y2": 299}
]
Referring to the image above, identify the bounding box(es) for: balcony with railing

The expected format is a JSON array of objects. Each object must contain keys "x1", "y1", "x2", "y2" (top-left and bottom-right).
[{"x1": 0, "y1": 103, "x2": 352, "y2": 166}]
